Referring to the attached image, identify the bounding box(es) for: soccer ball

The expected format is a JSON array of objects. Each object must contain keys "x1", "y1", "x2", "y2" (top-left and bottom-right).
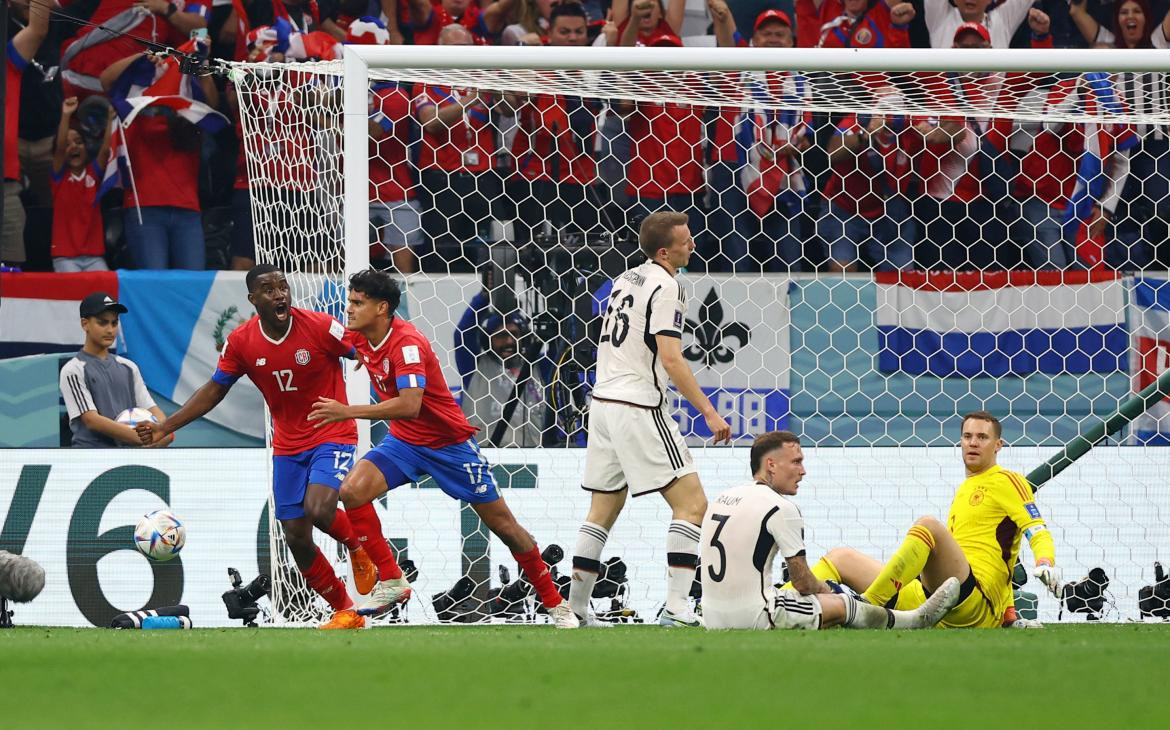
[
  {"x1": 134, "y1": 510, "x2": 186, "y2": 562},
  {"x1": 116, "y1": 407, "x2": 157, "y2": 427}
]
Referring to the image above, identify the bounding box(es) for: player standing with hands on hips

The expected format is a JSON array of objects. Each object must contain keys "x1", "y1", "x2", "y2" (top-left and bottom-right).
[{"x1": 569, "y1": 211, "x2": 732, "y2": 627}]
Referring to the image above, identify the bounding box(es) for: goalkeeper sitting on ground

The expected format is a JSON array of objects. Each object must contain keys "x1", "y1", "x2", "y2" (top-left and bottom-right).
[{"x1": 791, "y1": 410, "x2": 1062, "y2": 628}]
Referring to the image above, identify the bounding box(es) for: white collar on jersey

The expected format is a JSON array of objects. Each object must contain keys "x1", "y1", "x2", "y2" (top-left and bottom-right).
[
  {"x1": 259, "y1": 310, "x2": 295, "y2": 346},
  {"x1": 368, "y1": 324, "x2": 393, "y2": 352}
]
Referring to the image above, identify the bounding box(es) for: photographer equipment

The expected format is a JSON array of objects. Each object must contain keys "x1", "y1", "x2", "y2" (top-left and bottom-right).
[
  {"x1": 111, "y1": 604, "x2": 191, "y2": 629},
  {"x1": 222, "y1": 568, "x2": 271, "y2": 627},
  {"x1": 592, "y1": 557, "x2": 640, "y2": 624},
  {"x1": 0, "y1": 550, "x2": 47, "y2": 628},
  {"x1": 431, "y1": 575, "x2": 484, "y2": 623},
  {"x1": 1138, "y1": 562, "x2": 1170, "y2": 619},
  {"x1": 1059, "y1": 567, "x2": 1110, "y2": 621},
  {"x1": 485, "y1": 234, "x2": 640, "y2": 445}
]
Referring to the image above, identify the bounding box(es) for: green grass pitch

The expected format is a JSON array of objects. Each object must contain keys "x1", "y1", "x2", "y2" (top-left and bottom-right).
[{"x1": 2, "y1": 624, "x2": 1166, "y2": 728}]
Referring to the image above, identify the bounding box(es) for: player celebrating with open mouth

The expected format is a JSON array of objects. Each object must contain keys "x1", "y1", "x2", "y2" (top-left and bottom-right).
[{"x1": 309, "y1": 269, "x2": 579, "y2": 628}]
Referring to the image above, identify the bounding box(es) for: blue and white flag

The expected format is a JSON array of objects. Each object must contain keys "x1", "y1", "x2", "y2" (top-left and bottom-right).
[{"x1": 876, "y1": 270, "x2": 1127, "y2": 377}]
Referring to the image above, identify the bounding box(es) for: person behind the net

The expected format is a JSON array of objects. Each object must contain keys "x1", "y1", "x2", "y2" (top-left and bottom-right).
[
  {"x1": 813, "y1": 411, "x2": 1063, "y2": 629},
  {"x1": 307, "y1": 269, "x2": 579, "y2": 628},
  {"x1": 568, "y1": 211, "x2": 731, "y2": 628},
  {"x1": 700, "y1": 430, "x2": 961, "y2": 631},
  {"x1": 136, "y1": 265, "x2": 400, "y2": 630}
]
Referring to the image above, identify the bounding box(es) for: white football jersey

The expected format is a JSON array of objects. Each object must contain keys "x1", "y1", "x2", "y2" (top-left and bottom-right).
[
  {"x1": 592, "y1": 261, "x2": 686, "y2": 408},
  {"x1": 699, "y1": 482, "x2": 807, "y2": 630}
]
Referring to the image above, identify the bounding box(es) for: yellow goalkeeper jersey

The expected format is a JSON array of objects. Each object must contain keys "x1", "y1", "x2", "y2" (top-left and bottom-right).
[{"x1": 947, "y1": 465, "x2": 1056, "y2": 619}]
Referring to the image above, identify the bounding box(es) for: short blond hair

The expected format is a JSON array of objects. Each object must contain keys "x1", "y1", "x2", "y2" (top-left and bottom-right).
[{"x1": 638, "y1": 211, "x2": 689, "y2": 259}]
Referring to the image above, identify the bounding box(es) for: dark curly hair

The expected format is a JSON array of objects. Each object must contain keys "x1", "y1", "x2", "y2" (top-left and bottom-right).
[{"x1": 349, "y1": 268, "x2": 402, "y2": 314}]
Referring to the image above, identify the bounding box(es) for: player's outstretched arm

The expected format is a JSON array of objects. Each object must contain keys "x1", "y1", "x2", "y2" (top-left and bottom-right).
[
  {"x1": 136, "y1": 380, "x2": 231, "y2": 445},
  {"x1": 655, "y1": 334, "x2": 731, "y2": 443},
  {"x1": 308, "y1": 388, "x2": 423, "y2": 426}
]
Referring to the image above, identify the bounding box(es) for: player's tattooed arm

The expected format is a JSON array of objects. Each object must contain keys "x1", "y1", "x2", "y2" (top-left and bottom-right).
[{"x1": 785, "y1": 555, "x2": 831, "y2": 596}]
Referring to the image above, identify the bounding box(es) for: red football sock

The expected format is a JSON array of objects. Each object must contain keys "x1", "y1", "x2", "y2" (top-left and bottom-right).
[
  {"x1": 323, "y1": 508, "x2": 361, "y2": 552},
  {"x1": 514, "y1": 545, "x2": 563, "y2": 609},
  {"x1": 302, "y1": 548, "x2": 352, "y2": 611},
  {"x1": 346, "y1": 503, "x2": 403, "y2": 580}
]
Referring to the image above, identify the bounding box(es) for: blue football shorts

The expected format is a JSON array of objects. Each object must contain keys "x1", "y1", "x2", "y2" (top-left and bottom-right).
[
  {"x1": 271, "y1": 442, "x2": 356, "y2": 520},
  {"x1": 362, "y1": 433, "x2": 500, "y2": 504}
]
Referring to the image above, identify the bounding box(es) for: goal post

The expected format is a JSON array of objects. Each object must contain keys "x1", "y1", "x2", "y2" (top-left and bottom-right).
[{"x1": 233, "y1": 45, "x2": 1170, "y2": 625}]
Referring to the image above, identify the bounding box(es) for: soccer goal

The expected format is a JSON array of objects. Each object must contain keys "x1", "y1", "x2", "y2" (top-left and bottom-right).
[{"x1": 231, "y1": 46, "x2": 1170, "y2": 626}]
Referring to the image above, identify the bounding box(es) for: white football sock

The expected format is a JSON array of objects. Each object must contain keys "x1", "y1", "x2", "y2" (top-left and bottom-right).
[
  {"x1": 665, "y1": 520, "x2": 701, "y2": 615},
  {"x1": 841, "y1": 594, "x2": 921, "y2": 629},
  {"x1": 569, "y1": 522, "x2": 608, "y2": 618}
]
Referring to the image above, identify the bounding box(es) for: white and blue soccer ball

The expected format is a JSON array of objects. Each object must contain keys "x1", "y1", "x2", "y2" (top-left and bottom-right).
[
  {"x1": 134, "y1": 510, "x2": 186, "y2": 562},
  {"x1": 116, "y1": 407, "x2": 157, "y2": 427}
]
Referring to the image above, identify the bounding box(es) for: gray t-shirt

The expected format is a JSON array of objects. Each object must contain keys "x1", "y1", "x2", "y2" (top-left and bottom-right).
[{"x1": 59, "y1": 351, "x2": 155, "y2": 447}]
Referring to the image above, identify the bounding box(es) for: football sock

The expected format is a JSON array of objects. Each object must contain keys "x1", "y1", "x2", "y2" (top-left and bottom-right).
[
  {"x1": 346, "y1": 503, "x2": 403, "y2": 580},
  {"x1": 839, "y1": 594, "x2": 923, "y2": 629},
  {"x1": 323, "y1": 508, "x2": 361, "y2": 552},
  {"x1": 303, "y1": 548, "x2": 352, "y2": 611},
  {"x1": 514, "y1": 545, "x2": 562, "y2": 609},
  {"x1": 570, "y1": 522, "x2": 608, "y2": 618},
  {"x1": 862, "y1": 524, "x2": 935, "y2": 607},
  {"x1": 665, "y1": 520, "x2": 701, "y2": 615}
]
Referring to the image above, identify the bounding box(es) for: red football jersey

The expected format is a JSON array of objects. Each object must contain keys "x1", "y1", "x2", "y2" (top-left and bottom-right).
[
  {"x1": 50, "y1": 163, "x2": 106, "y2": 258},
  {"x1": 412, "y1": 83, "x2": 495, "y2": 173},
  {"x1": 353, "y1": 317, "x2": 477, "y2": 449},
  {"x1": 123, "y1": 114, "x2": 201, "y2": 211},
  {"x1": 214, "y1": 308, "x2": 357, "y2": 455}
]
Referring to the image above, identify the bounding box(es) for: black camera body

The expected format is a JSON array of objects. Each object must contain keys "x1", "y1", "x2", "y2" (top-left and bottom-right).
[
  {"x1": 222, "y1": 568, "x2": 271, "y2": 627},
  {"x1": 432, "y1": 545, "x2": 567, "y2": 623},
  {"x1": 1060, "y1": 567, "x2": 1109, "y2": 620},
  {"x1": 1138, "y1": 562, "x2": 1170, "y2": 619}
]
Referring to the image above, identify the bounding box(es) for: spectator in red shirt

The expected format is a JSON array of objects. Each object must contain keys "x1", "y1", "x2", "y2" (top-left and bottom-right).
[
  {"x1": 797, "y1": 0, "x2": 915, "y2": 48},
  {"x1": 100, "y1": 51, "x2": 220, "y2": 270},
  {"x1": 350, "y1": 18, "x2": 422, "y2": 273},
  {"x1": 615, "y1": 25, "x2": 705, "y2": 263},
  {"x1": 409, "y1": 0, "x2": 517, "y2": 43},
  {"x1": 505, "y1": 2, "x2": 603, "y2": 244},
  {"x1": 50, "y1": 97, "x2": 113, "y2": 272},
  {"x1": 612, "y1": 0, "x2": 684, "y2": 45},
  {"x1": 60, "y1": 0, "x2": 211, "y2": 99},
  {"x1": 818, "y1": 96, "x2": 916, "y2": 272},
  {"x1": 414, "y1": 24, "x2": 502, "y2": 264},
  {"x1": 911, "y1": 22, "x2": 1011, "y2": 269},
  {"x1": 2, "y1": 0, "x2": 48, "y2": 269}
]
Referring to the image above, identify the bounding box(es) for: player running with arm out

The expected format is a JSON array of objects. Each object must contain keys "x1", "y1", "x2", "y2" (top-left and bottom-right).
[
  {"x1": 805, "y1": 410, "x2": 1061, "y2": 628},
  {"x1": 137, "y1": 265, "x2": 405, "y2": 629},
  {"x1": 568, "y1": 211, "x2": 733, "y2": 628},
  {"x1": 308, "y1": 269, "x2": 579, "y2": 628},
  {"x1": 700, "y1": 431, "x2": 960, "y2": 630}
]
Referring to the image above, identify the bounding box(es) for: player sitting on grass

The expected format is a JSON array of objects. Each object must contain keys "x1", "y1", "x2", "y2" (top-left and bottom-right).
[
  {"x1": 802, "y1": 411, "x2": 1062, "y2": 628},
  {"x1": 308, "y1": 269, "x2": 579, "y2": 628},
  {"x1": 700, "y1": 430, "x2": 960, "y2": 630},
  {"x1": 137, "y1": 265, "x2": 403, "y2": 630}
]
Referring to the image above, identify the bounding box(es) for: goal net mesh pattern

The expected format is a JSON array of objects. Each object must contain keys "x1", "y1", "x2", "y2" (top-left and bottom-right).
[{"x1": 232, "y1": 56, "x2": 1170, "y2": 626}]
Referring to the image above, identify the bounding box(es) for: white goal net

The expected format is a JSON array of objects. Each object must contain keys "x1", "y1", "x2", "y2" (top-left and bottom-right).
[{"x1": 231, "y1": 46, "x2": 1170, "y2": 626}]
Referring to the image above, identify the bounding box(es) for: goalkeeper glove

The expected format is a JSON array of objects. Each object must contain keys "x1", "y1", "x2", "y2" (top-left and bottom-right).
[{"x1": 1033, "y1": 560, "x2": 1063, "y2": 598}]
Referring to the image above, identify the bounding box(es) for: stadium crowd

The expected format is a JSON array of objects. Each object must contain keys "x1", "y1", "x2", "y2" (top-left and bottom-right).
[{"x1": 3, "y1": 0, "x2": 1170, "y2": 275}]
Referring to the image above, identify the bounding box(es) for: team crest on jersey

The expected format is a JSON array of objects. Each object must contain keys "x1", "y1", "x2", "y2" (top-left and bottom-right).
[
  {"x1": 295, "y1": 349, "x2": 311, "y2": 366},
  {"x1": 969, "y1": 487, "x2": 985, "y2": 506},
  {"x1": 854, "y1": 27, "x2": 873, "y2": 45},
  {"x1": 382, "y1": 358, "x2": 390, "y2": 373}
]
